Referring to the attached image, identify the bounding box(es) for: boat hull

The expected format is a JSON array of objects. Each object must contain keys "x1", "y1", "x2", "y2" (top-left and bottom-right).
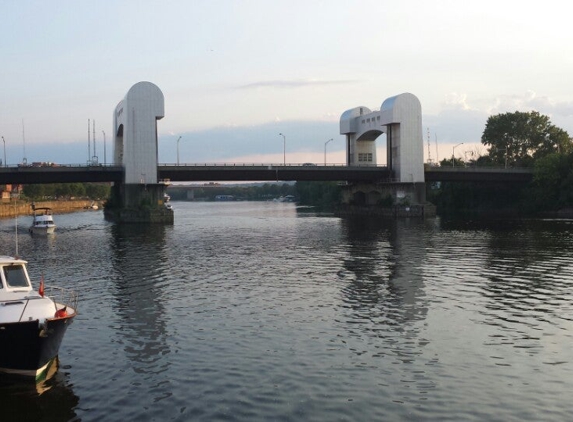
[
  {"x1": 0, "y1": 314, "x2": 75, "y2": 378},
  {"x1": 29, "y1": 226, "x2": 56, "y2": 235}
]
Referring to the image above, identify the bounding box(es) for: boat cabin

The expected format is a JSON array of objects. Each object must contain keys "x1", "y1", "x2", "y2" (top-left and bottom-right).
[
  {"x1": 0, "y1": 257, "x2": 40, "y2": 325},
  {"x1": 0, "y1": 257, "x2": 32, "y2": 294}
]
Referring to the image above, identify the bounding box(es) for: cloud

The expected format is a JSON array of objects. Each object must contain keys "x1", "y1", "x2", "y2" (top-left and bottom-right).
[
  {"x1": 443, "y1": 92, "x2": 473, "y2": 111},
  {"x1": 479, "y1": 91, "x2": 573, "y2": 119},
  {"x1": 19, "y1": 91, "x2": 573, "y2": 165},
  {"x1": 427, "y1": 91, "x2": 573, "y2": 144},
  {"x1": 158, "y1": 120, "x2": 342, "y2": 164},
  {"x1": 237, "y1": 79, "x2": 359, "y2": 89}
]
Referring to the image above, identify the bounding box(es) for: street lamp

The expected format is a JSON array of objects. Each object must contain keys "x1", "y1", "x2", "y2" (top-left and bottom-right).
[
  {"x1": 1, "y1": 136, "x2": 5, "y2": 167},
  {"x1": 279, "y1": 133, "x2": 285, "y2": 165},
  {"x1": 452, "y1": 142, "x2": 463, "y2": 167},
  {"x1": 324, "y1": 138, "x2": 333, "y2": 165},
  {"x1": 177, "y1": 136, "x2": 182, "y2": 166},
  {"x1": 102, "y1": 131, "x2": 106, "y2": 166}
]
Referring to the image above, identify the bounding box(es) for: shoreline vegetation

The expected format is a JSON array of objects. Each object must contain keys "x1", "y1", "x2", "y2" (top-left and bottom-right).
[{"x1": 0, "y1": 200, "x2": 101, "y2": 219}]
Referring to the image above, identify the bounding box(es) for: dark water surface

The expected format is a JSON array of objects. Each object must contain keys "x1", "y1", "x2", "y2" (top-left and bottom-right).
[{"x1": 1, "y1": 202, "x2": 572, "y2": 421}]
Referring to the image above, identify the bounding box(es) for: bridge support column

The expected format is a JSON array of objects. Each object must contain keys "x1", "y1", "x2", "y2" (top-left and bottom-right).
[
  {"x1": 338, "y1": 93, "x2": 434, "y2": 217},
  {"x1": 105, "y1": 182, "x2": 173, "y2": 224},
  {"x1": 104, "y1": 81, "x2": 173, "y2": 224},
  {"x1": 338, "y1": 182, "x2": 435, "y2": 217}
]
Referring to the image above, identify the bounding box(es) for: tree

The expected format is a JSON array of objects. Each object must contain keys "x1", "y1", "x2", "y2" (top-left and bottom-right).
[
  {"x1": 295, "y1": 181, "x2": 341, "y2": 207},
  {"x1": 481, "y1": 111, "x2": 571, "y2": 167},
  {"x1": 529, "y1": 152, "x2": 573, "y2": 211},
  {"x1": 22, "y1": 184, "x2": 45, "y2": 199},
  {"x1": 439, "y1": 157, "x2": 465, "y2": 168}
]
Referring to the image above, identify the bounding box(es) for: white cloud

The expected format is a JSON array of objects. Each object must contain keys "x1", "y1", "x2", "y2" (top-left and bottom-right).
[
  {"x1": 443, "y1": 93, "x2": 473, "y2": 111},
  {"x1": 237, "y1": 79, "x2": 358, "y2": 90}
]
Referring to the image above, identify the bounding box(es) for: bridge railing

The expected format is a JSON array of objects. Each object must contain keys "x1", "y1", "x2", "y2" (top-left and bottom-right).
[
  {"x1": 158, "y1": 163, "x2": 388, "y2": 168},
  {"x1": 425, "y1": 166, "x2": 533, "y2": 173},
  {"x1": 0, "y1": 163, "x2": 119, "y2": 169}
]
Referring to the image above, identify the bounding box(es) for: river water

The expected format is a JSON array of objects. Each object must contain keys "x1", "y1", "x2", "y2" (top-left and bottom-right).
[{"x1": 1, "y1": 202, "x2": 572, "y2": 421}]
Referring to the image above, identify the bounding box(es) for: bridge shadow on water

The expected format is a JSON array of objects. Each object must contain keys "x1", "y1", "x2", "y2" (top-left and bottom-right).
[
  {"x1": 336, "y1": 216, "x2": 433, "y2": 365},
  {"x1": 108, "y1": 224, "x2": 173, "y2": 376}
]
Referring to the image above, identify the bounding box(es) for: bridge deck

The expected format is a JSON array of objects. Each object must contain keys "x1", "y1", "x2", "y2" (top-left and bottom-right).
[
  {"x1": 0, "y1": 164, "x2": 533, "y2": 185},
  {"x1": 158, "y1": 164, "x2": 392, "y2": 182}
]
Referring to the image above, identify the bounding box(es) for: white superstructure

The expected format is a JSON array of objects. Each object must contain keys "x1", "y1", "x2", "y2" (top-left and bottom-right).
[{"x1": 340, "y1": 93, "x2": 424, "y2": 183}]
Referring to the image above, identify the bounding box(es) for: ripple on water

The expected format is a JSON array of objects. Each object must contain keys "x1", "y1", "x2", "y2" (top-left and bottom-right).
[{"x1": 2, "y1": 208, "x2": 573, "y2": 421}]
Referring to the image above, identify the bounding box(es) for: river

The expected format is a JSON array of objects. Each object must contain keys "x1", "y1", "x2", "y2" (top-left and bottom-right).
[{"x1": 1, "y1": 202, "x2": 572, "y2": 421}]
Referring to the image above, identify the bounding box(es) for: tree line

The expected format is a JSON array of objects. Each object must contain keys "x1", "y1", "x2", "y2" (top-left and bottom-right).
[
  {"x1": 168, "y1": 183, "x2": 297, "y2": 201},
  {"x1": 432, "y1": 110, "x2": 573, "y2": 215},
  {"x1": 22, "y1": 183, "x2": 111, "y2": 201}
]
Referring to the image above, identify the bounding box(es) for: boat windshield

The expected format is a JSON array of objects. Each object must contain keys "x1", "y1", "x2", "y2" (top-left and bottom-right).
[{"x1": 3, "y1": 265, "x2": 30, "y2": 288}]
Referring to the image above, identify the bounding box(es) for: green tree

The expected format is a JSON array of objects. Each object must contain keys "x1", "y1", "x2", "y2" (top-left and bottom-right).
[
  {"x1": 23, "y1": 184, "x2": 46, "y2": 199},
  {"x1": 439, "y1": 157, "x2": 465, "y2": 168},
  {"x1": 85, "y1": 183, "x2": 110, "y2": 199},
  {"x1": 481, "y1": 111, "x2": 571, "y2": 167},
  {"x1": 296, "y1": 181, "x2": 341, "y2": 207},
  {"x1": 529, "y1": 152, "x2": 573, "y2": 211}
]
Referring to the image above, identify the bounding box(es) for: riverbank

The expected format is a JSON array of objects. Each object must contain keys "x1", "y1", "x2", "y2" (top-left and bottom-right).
[{"x1": 0, "y1": 200, "x2": 101, "y2": 219}]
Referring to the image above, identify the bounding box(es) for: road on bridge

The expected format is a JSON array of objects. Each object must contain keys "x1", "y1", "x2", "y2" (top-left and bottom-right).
[{"x1": 0, "y1": 164, "x2": 533, "y2": 185}]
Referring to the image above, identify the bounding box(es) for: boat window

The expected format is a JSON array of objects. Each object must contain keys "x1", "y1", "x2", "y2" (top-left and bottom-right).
[{"x1": 3, "y1": 265, "x2": 30, "y2": 288}]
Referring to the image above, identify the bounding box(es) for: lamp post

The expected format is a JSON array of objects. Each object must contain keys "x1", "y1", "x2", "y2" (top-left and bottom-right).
[
  {"x1": 279, "y1": 133, "x2": 285, "y2": 165},
  {"x1": 177, "y1": 136, "x2": 182, "y2": 166},
  {"x1": 452, "y1": 142, "x2": 463, "y2": 167},
  {"x1": 102, "y1": 131, "x2": 106, "y2": 166},
  {"x1": 1, "y1": 136, "x2": 5, "y2": 167},
  {"x1": 324, "y1": 138, "x2": 333, "y2": 165}
]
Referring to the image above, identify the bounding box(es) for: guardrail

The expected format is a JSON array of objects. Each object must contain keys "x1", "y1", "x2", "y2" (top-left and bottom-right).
[
  {"x1": 425, "y1": 166, "x2": 532, "y2": 173},
  {"x1": 158, "y1": 163, "x2": 388, "y2": 168},
  {"x1": 0, "y1": 163, "x2": 118, "y2": 169}
]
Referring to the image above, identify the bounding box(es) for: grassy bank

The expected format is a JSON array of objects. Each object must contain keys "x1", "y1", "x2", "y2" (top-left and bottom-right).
[{"x1": 0, "y1": 200, "x2": 102, "y2": 219}]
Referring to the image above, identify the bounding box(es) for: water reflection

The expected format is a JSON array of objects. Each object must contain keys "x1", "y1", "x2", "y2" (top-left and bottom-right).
[
  {"x1": 337, "y1": 217, "x2": 436, "y2": 405},
  {"x1": 0, "y1": 361, "x2": 78, "y2": 421},
  {"x1": 339, "y1": 217, "x2": 430, "y2": 327},
  {"x1": 475, "y1": 220, "x2": 573, "y2": 354},
  {"x1": 109, "y1": 224, "x2": 172, "y2": 375}
]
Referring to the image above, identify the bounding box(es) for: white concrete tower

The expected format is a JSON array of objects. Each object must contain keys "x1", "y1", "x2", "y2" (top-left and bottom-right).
[
  {"x1": 340, "y1": 93, "x2": 424, "y2": 183},
  {"x1": 113, "y1": 82, "x2": 165, "y2": 184}
]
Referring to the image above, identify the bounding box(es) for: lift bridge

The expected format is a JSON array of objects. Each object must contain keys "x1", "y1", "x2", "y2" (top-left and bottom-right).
[
  {"x1": 0, "y1": 82, "x2": 533, "y2": 221},
  {"x1": 0, "y1": 163, "x2": 533, "y2": 185}
]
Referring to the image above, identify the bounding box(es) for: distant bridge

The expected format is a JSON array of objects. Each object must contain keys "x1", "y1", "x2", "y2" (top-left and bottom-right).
[{"x1": 0, "y1": 163, "x2": 533, "y2": 185}]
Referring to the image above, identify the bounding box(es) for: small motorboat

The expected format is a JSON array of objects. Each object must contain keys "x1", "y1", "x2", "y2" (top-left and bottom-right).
[
  {"x1": 0, "y1": 255, "x2": 78, "y2": 380},
  {"x1": 29, "y1": 207, "x2": 56, "y2": 235},
  {"x1": 84, "y1": 202, "x2": 99, "y2": 210}
]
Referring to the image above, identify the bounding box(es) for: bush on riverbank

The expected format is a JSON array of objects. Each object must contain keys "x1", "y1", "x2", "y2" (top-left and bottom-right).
[{"x1": 22, "y1": 183, "x2": 110, "y2": 201}]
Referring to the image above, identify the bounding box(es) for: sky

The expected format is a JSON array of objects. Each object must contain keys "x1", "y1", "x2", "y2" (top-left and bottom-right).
[{"x1": 2, "y1": 0, "x2": 573, "y2": 166}]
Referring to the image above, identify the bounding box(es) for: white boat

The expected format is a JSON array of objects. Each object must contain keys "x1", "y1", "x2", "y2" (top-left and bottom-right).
[
  {"x1": 29, "y1": 207, "x2": 56, "y2": 235},
  {"x1": 84, "y1": 202, "x2": 99, "y2": 210},
  {"x1": 274, "y1": 195, "x2": 295, "y2": 203},
  {"x1": 0, "y1": 255, "x2": 78, "y2": 380}
]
